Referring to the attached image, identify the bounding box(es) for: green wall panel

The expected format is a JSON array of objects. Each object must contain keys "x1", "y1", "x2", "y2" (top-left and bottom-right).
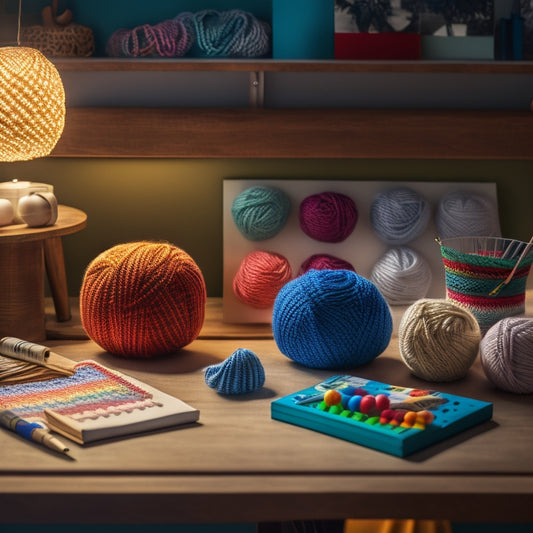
[{"x1": 1, "y1": 158, "x2": 532, "y2": 297}]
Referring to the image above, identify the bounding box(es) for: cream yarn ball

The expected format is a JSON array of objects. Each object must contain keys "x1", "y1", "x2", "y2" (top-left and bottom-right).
[{"x1": 399, "y1": 298, "x2": 482, "y2": 382}]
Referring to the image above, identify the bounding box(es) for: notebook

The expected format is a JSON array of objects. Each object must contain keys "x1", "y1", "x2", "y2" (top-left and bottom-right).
[
  {"x1": 0, "y1": 359, "x2": 199, "y2": 445},
  {"x1": 271, "y1": 375, "x2": 493, "y2": 457}
]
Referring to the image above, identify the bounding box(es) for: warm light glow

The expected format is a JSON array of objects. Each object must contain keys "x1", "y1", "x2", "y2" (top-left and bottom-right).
[{"x1": 0, "y1": 46, "x2": 65, "y2": 162}]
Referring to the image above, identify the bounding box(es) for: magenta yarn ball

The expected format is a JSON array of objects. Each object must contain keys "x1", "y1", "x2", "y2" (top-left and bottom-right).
[
  {"x1": 299, "y1": 254, "x2": 355, "y2": 275},
  {"x1": 299, "y1": 191, "x2": 358, "y2": 243}
]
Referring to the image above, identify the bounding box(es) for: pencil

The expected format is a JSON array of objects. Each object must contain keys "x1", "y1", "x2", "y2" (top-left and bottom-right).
[{"x1": 0, "y1": 409, "x2": 72, "y2": 457}]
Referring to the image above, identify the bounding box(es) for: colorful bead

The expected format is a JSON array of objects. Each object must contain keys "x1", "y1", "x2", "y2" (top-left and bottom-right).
[
  {"x1": 416, "y1": 410, "x2": 435, "y2": 425},
  {"x1": 375, "y1": 393, "x2": 390, "y2": 411},
  {"x1": 359, "y1": 394, "x2": 376, "y2": 414},
  {"x1": 324, "y1": 389, "x2": 342, "y2": 407},
  {"x1": 347, "y1": 394, "x2": 363, "y2": 412},
  {"x1": 401, "y1": 411, "x2": 418, "y2": 427}
]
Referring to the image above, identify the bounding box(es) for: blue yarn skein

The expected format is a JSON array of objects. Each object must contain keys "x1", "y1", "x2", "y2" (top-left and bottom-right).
[
  {"x1": 232, "y1": 186, "x2": 291, "y2": 241},
  {"x1": 370, "y1": 187, "x2": 430, "y2": 245},
  {"x1": 272, "y1": 270, "x2": 393, "y2": 369}
]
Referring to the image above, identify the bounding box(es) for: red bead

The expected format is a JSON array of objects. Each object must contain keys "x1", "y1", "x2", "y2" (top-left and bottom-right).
[
  {"x1": 380, "y1": 409, "x2": 395, "y2": 422},
  {"x1": 359, "y1": 395, "x2": 376, "y2": 414},
  {"x1": 394, "y1": 409, "x2": 408, "y2": 423},
  {"x1": 375, "y1": 394, "x2": 390, "y2": 411}
]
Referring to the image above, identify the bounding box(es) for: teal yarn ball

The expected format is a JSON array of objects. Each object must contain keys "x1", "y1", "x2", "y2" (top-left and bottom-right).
[
  {"x1": 272, "y1": 270, "x2": 393, "y2": 369},
  {"x1": 231, "y1": 186, "x2": 291, "y2": 241}
]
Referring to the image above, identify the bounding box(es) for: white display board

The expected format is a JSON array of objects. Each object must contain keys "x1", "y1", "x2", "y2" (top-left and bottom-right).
[{"x1": 223, "y1": 180, "x2": 500, "y2": 324}]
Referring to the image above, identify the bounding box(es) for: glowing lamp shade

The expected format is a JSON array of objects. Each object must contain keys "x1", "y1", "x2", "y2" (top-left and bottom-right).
[{"x1": 0, "y1": 46, "x2": 65, "y2": 162}]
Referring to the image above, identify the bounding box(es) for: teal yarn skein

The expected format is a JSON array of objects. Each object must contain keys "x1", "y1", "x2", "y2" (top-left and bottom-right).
[
  {"x1": 232, "y1": 186, "x2": 291, "y2": 241},
  {"x1": 193, "y1": 10, "x2": 271, "y2": 57},
  {"x1": 272, "y1": 270, "x2": 393, "y2": 369}
]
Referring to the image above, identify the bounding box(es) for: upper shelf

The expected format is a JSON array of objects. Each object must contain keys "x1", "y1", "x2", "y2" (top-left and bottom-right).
[{"x1": 52, "y1": 58, "x2": 533, "y2": 74}]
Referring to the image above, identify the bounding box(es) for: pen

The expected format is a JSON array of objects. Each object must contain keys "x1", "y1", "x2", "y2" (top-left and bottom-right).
[{"x1": 0, "y1": 409, "x2": 71, "y2": 457}]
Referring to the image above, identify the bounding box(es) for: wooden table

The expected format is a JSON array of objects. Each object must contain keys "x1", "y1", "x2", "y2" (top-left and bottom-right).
[
  {"x1": 0, "y1": 205, "x2": 87, "y2": 342},
  {"x1": 1, "y1": 295, "x2": 532, "y2": 526}
]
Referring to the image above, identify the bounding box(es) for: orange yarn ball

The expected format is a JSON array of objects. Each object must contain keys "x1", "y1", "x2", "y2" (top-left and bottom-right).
[
  {"x1": 80, "y1": 241, "x2": 206, "y2": 358},
  {"x1": 233, "y1": 250, "x2": 292, "y2": 309}
]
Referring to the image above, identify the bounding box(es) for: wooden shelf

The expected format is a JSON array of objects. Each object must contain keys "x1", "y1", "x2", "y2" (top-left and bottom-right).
[
  {"x1": 51, "y1": 107, "x2": 533, "y2": 160},
  {"x1": 52, "y1": 58, "x2": 533, "y2": 74}
]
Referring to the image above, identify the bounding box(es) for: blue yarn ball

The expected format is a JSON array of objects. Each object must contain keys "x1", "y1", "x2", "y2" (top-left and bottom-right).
[
  {"x1": 272, "y1": 270, "x2": 393, "y2": 369},
  {"x1": 370, "y1": 187, "x2": 430, "y2": 245},
  {"x1": 231, "y1": 186, "x2": 291, "y2": 241}
]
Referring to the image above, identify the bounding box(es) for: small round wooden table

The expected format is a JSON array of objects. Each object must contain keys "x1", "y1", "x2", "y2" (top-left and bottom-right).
[{"x1": 0, "y1": 205, "x2": 87, "y2": 342}]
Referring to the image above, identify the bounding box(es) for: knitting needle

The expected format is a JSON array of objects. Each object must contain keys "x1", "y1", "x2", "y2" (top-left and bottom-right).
[{"x1": 489, "y1": 235, "x2": 533, "y2": 296}]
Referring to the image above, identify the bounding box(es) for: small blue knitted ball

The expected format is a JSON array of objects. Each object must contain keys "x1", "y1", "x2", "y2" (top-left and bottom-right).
[
  {"x1": 272, "y1": 270, "x2": 393, "y2": 369},
  {"x1": 205, "y1": 348, "x2": 265, "y2": 394},
  {"x1": 231, "y1": 186, "x2": 291, "y2": 241}
]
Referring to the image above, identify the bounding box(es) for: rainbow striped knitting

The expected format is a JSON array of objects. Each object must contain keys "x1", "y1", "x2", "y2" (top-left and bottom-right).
[
  {"x1": 0, "y1": 361, "x2": 157, "y2": 422},
  {"x1": 440, "y1": 239, "x2": 533, "y2": 331}
]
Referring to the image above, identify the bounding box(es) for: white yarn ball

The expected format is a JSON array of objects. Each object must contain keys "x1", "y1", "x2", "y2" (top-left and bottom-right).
[
  {"x1": 480, "y1": 317, "x2": 533, "y2": 394},
  {"x1": 371, "y1": 247, "x2": 432, "y2": 305},
  {"x1": 436, "y1": 191, "x2": 500, "y2": 239},
  {"x1": 399, "y1": 299, "x2": 481, "y2": 382}
]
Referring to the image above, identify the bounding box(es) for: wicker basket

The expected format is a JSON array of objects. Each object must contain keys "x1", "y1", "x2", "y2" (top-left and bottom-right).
[
  {"x1": 440, "y1": 236, "x2": 533, "y2": 331},
  {"x1": 20, "y1": 23, "x2": 94, "y2": 57}
]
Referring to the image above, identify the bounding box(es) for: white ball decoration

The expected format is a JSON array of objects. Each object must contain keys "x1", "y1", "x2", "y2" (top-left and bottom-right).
[
  {"x1": 0, "y1": 198, "x2": 14, "y2": 226},
  {"x1": 18, "y1": 192, "x2": 58, "y2": 227}
]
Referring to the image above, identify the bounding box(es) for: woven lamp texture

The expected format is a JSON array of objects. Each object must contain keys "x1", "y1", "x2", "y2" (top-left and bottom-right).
[
  {"x1": 0, "y1": 46, "x2": 65, "y2": 162},
  {"x1": 80, "y1": 242, "x2": 207, "y2": 358}
]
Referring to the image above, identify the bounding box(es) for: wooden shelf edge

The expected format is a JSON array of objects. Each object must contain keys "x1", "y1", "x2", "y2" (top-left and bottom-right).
[
  {"x1": 52, "y1": 58, "x2": 533, "y2": 74},
  {"x1": 50, "y1": 107, "x2": 533, "y2": 160}
]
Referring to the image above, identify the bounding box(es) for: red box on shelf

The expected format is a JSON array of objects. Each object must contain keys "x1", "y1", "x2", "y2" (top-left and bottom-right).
[{"x1": 335, "y1": 32, "x2": 421, "y2": 60}]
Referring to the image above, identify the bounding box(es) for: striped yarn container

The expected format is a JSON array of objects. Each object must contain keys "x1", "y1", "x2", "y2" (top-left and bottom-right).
[
  {"x1": 440, "y1": 237, "x2": 533, "y2": 332},
  {"x1": 80, "y1": 241, "x2": 206, "y2": 358}
]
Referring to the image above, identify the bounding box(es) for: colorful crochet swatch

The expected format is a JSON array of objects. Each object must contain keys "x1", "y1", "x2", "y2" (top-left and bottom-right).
[{"x1": 0, "y1": 361, "x2": 158, "y2": 422}]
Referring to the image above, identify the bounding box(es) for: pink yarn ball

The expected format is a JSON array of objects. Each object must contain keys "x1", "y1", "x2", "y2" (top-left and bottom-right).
[
  {"x1": 233, "y1": 250, "x2": 292, "y2": 308},
  {"x1": 299, "y1": 192, "x2": 358, "y2": 243}
]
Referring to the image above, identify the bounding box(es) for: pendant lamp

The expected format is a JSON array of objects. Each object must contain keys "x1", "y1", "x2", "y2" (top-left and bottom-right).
[{"x1": 0, "y1": 1, "x2": 65, "y2": 162}]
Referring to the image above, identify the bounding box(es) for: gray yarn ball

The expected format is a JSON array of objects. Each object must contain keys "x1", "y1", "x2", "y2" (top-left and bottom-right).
[
  {"x1": 480, "y1": 317, "x2": 533, "y2": 394},
  {"x1": 370, "y1": 187, "x2": 430, "y2": 245},
  {"x1": 436, "y1": 191, "x2": 500, "y2": 239}
]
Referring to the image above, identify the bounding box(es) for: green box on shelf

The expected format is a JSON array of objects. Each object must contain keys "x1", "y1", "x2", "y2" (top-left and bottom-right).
[{"x1": 421, "y1": 35, "x2": 494, "y2": 59}]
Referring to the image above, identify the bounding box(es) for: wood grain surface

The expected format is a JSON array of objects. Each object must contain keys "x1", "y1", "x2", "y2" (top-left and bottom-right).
[{"x1": 2, "y1": 293, "x2": 532, "y2": 523}]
